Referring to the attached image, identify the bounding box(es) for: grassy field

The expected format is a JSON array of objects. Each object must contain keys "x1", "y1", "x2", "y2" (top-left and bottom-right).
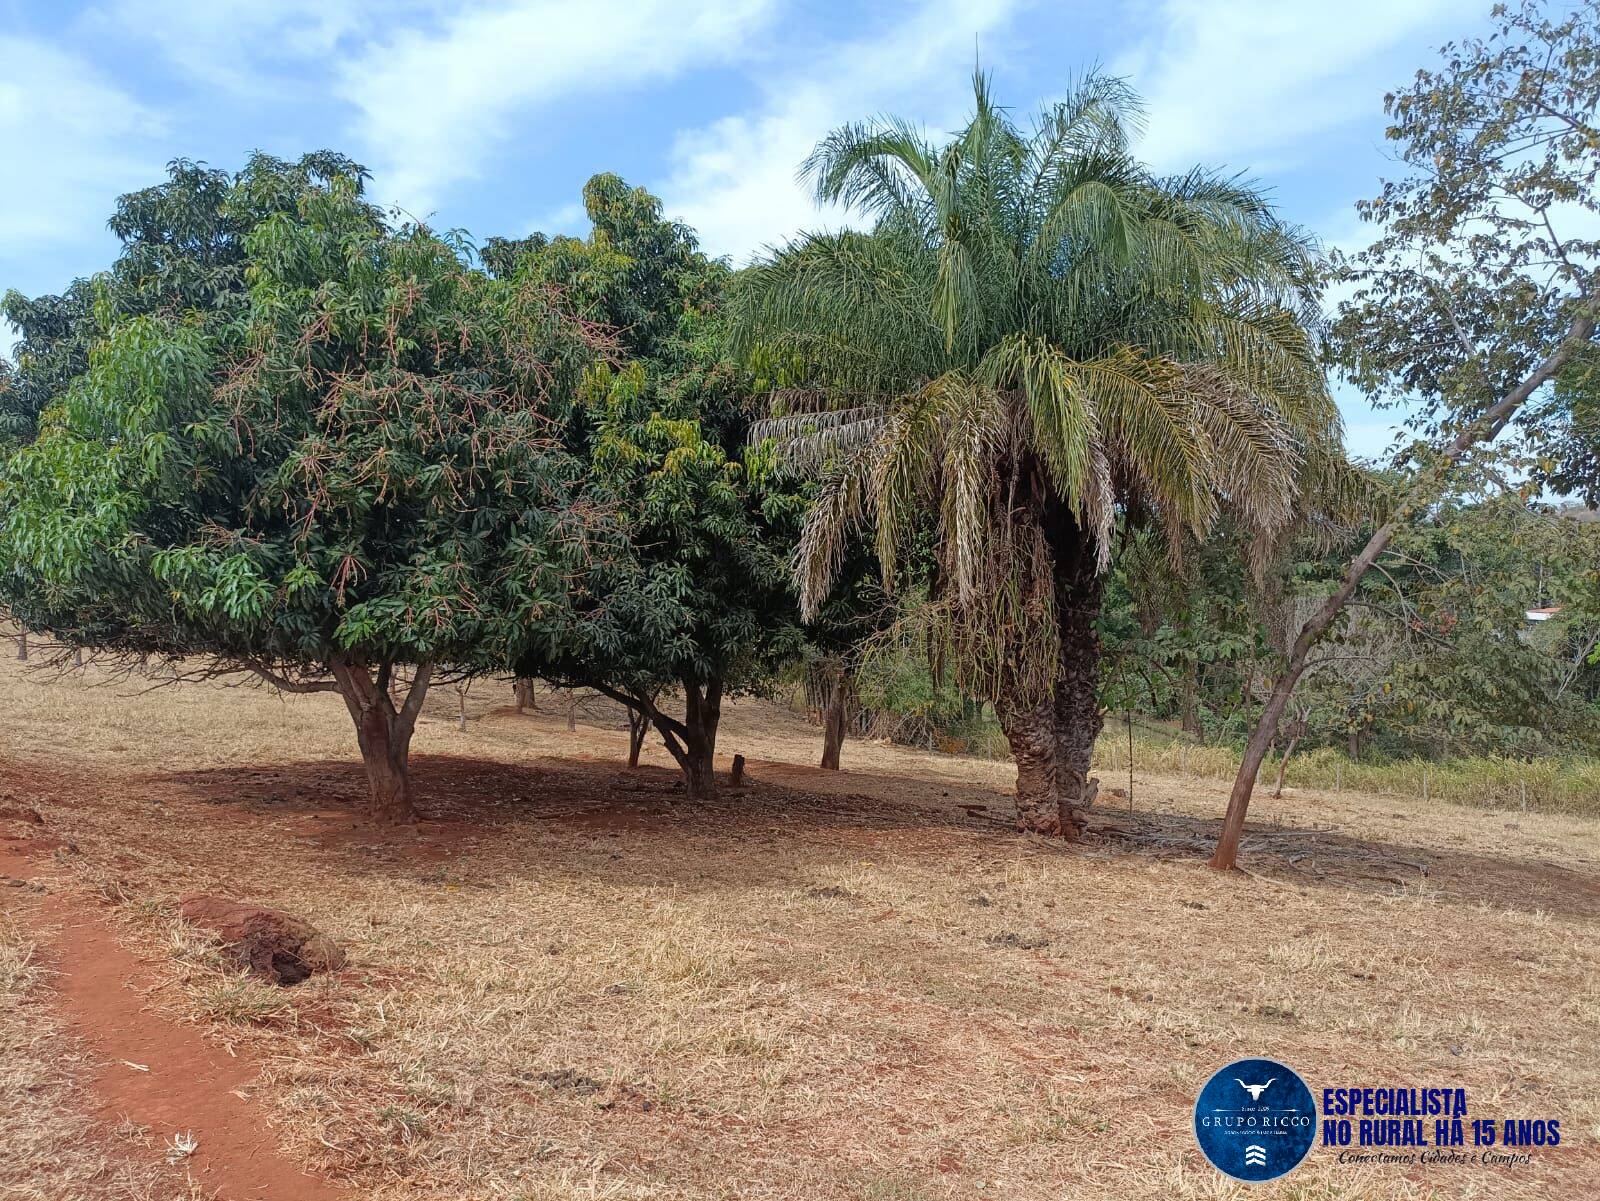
[
  {"x1": 1, "y1": 652, "x2": 1598, "y2": 1199},
  {"x1": 851, "y1": 698, "x2": 1600, "y2": 818},
  {"x1": 1089, "y1": 729, "x2": 1600, "y2": 819}
]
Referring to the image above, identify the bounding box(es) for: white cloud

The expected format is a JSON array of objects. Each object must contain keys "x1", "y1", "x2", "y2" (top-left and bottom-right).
[
  {"x1": 528, "y1": 201, "x2": 587, "y2": 238},
  {"x1": 336, "y1": 0, "x2": 778, "y2": 218},
  {"x1": 1113, "y1": 0, "x2": 1463, "y2": 172},
  {"x1": 658, "y1": 0, "x2": 1022, "y2": 263},
  {"x1": 93, "y1": 0, "x2": 378, "y2": 93},
  {"x1": 0, "y1": 34, "x2": 163, "y2": 259}
]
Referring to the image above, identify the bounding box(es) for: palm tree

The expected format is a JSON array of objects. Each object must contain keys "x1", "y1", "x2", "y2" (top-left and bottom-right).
[{"x1": 734, "y1": 74, "x2": 1342, "y2": 836}]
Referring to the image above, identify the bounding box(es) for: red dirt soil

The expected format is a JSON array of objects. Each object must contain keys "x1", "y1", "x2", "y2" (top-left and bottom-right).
[{"x1": 1, "y1": 838, "x2": 351, "y2": 1201}]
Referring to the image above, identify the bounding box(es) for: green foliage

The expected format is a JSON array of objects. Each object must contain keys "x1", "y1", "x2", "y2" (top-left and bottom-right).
[
  {"x1": 557, "y1": 359, "x2": 805, "y2": 695},
  {"x1": 1, "y1": 154, "x2": 372, "y2": 451},
  {"x1": 1545, "y1": 345, "x2": 1600, "y2": 503},
  {"x1": 1330, "y1": 0, "x2": 1600, "y2": 462},
  {"x1": 508, "y1": 175, "x2": 805, "y2": 704},
  {"x1": 0, "y1": 162, "x2": 602, "y2": 679},
  {"x1": 1099, "y1": 466, "x2": 1600, "y2": 760},
  {"x1": 1098, "y1": 521, "x2": 1275, "y2": 738}
]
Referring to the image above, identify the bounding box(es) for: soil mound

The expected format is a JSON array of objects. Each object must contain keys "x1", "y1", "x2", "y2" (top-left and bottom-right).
[{"x1": 179, "y1": 894, "x2": 345, "y2": 985}]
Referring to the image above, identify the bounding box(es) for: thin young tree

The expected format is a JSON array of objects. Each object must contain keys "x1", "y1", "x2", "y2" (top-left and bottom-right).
[
  {"x1": 736, "y1": 73, "x2": 1339, "y2": 835},
  {"x1": 1212, "y1": 0, "x2": 1600, "y2": 869}
]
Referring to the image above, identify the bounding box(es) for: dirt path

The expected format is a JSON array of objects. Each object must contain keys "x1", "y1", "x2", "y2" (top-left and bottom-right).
[{"x1": 1, "y1": 839, "x2": 350, "y2": 1201}]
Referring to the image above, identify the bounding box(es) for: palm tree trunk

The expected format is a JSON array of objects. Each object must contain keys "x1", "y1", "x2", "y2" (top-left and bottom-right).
[
  {"x1": 1044, "y1": 504, "x2": 1105, "y2": 838},
  {"x1": 996, "y1": 687, "x2": 1060, "y2": 833}
]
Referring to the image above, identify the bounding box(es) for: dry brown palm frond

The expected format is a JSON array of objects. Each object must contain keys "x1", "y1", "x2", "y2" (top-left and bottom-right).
[
  {"x1": 748, "y1": 406, "x2": 888, "y2": 477},
  {"x1": 935, "y1": 378, "x2": 1005, "y2": 606},
  {"x1": 793, "y1": 436, "x2": 879, "y2": 622}
]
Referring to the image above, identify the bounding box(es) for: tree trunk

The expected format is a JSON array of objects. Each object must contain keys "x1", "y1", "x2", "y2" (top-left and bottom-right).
[
  {"x1": 1211, "y1": 308, "x2": 1596, "y2": 871},
  {"x1": 357, "y1": 706, "x2": 414, "y2": 821},
  {"x1": 1043, "y1": 501, "x2": 1105, "y2": 839},
  {"x1": 626, "y1": 707, "x2": 648, "y2": 768},
  {"x1": 1050, "y1": 582, "x2": 1103, "y2": 836},
  {"x1": 15, "y1": 631, "x2": 26, "y2": 662},
  {"x1": 1271, "y1": 733, "x2": 1301, "y2": 799},
  {"x1": 603, "y1": 678, "x2": 722, "y2": 797},
  {"x1": 820, "y1": 677, "x2": 848, "y2": 770},
  {"x1": 990, "y1": 494, "x2": 1107, "y2": 839},
  {"x1": 665, "y1": 676, "x2": 720, "y2": 797},
  {"x1": 329, "y1": 657, "x2": 433, "y2": 824},
  {"x1": 996, "y1": 688, "x2": 1061, "y2": 834},
  {"x1": 514, "y1": 677, "x2": 536, "y2": 712},
  {"x1": 1180, "y1": 659, "x2": 1200, "y2": 738}
]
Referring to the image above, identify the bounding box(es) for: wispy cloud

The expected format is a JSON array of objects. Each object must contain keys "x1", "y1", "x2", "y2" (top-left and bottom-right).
[
  {"x1": 335, "y1": 0, "x2": 778, "y2": 217},
  {"x1": 658, "y1": 0, "x2": 1022, "y2": 263},
  {"x1": 0, "y1": 34, "x2": 163, "y2": 261},
  {"x1": 92, "y1": 0, "x2": 377, "y2": 94},
  {"x1": 1113, "y1": 0, "x2": 1465, "y2": 173}
]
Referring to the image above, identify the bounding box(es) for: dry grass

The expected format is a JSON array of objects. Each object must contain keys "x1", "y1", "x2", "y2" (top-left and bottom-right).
[
  {"x1": 2, "y1": 655, "x2": 1599, "y2": 1199},
  {"x1": 0, "y1": 900, "x2": 200, "y2": 1201},
  {"x1": 1089, "y1": 730, "x2": 1600, "y2": 818}
]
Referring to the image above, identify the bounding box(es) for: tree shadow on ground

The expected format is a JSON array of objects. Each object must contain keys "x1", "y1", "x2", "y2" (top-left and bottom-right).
[{"x1": 139, "y1": 753, "x2": 1600, "y2": 924}]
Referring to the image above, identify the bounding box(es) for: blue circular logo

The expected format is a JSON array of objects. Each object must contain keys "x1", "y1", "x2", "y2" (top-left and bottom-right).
[{"x1": 1193, "y1": 1057, "x2": 1316, "y2": 1182}]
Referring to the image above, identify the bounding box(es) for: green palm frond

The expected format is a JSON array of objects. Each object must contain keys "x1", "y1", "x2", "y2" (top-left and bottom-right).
[
  {"x1": 802, "y1": 116, "x2": 940, "y2": 225},
  {"x1": 979, "y1": 332, "x2": 1101, "y2": 519},
  {"x1": 734, "y1": 72, "x2": 1344, "y2": 696}
]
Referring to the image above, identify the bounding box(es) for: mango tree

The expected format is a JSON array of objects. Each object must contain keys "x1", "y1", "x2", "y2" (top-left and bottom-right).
[
  {"x1": 502, "y1": 176, "x2": 806, "y2": 794},
  {"x1": 0, "y1": 169, "x2": 603, "y2": 821}
]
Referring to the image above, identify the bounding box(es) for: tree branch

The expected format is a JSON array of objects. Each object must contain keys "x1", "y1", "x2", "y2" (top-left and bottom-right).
[
  {"x1": 238, "y1": 658, "x2": 342, "y2": 694},
  {"x1": 399, "y1": 660, "x2": 435, "y2": 728}
]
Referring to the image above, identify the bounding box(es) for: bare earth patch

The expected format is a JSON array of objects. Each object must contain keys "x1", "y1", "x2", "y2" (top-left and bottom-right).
[{"x1": 1, "y1": 656, "x2": 1598, "y2": 1199}]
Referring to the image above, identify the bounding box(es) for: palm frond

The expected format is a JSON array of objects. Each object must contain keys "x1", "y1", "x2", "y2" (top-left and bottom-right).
[{"x1": 732, "y1": 71, "x2": 1343, "y2": 696}]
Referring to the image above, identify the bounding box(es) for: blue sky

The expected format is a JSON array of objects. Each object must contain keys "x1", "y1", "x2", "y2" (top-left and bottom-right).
[{"x1": 0, "y1": 0, "x2": 1494, "y2": 457}]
